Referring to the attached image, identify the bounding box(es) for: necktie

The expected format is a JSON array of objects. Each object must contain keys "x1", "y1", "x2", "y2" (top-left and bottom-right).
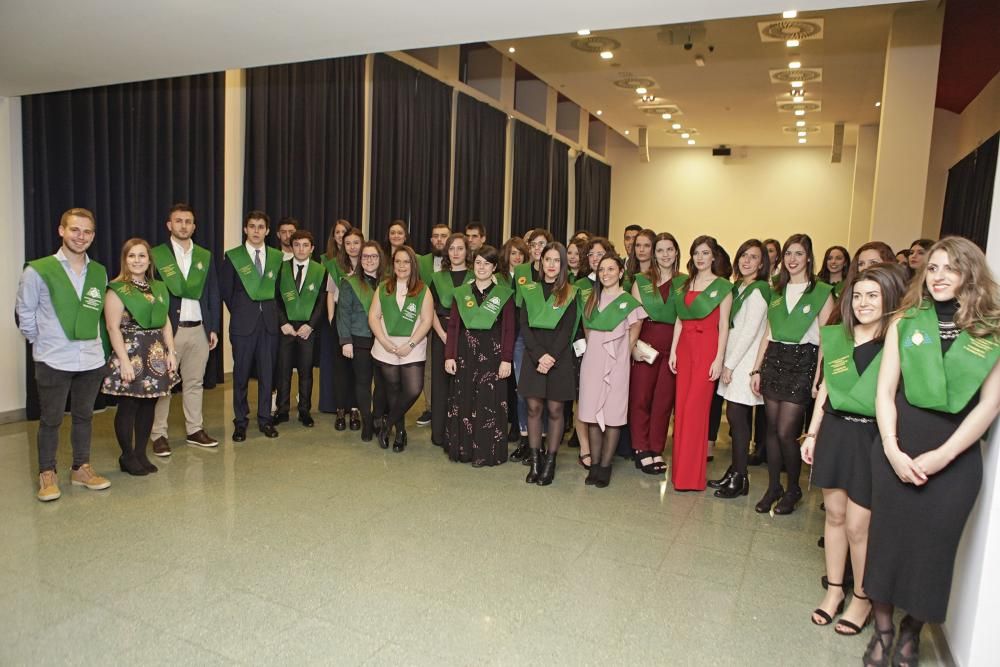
[
  {"x1": 295, "y1": 263, "x2": 304, "y2": 293},
  {"x1": 254, "y1": 249, "x2": 263, "y2": 276}
]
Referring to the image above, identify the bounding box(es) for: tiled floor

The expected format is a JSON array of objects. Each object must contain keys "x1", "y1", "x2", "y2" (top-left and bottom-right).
[{"x1": 0, "y1": 382, "x2": 945, "y2": 665}]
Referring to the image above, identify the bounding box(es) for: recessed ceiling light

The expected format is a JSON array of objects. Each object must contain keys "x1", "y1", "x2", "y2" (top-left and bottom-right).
[
  {"x1": 508, "y1": 47, "x2": 516, "y2": 53},
  {"x1": 792, "y1": 95, "x2": 805, "y2": 103},
  {"x1": 624, "y1": 130, "x2": 630, "y2": 135},
  {"x1": 786, "y1": 39, "x2": 800, "y2": 48},
  {"x1": 796, "y1": 120, "x2": 806, "y2": 127},
  {"x1": 798, "y1": 138, "x2": 807, "y2": 144},
  {"x1": 798, "y1": 131, "x2": 807, "y2": 137},
  {"x1": 661, "y1": 113, "x2": 672, "y2": 120},
  {"x1": 789, "y1": 61, "x2": 801, "y2": 69},
  {"x1": 875, "y1": 101, "x2": 881, "y2": 107},
  {"x1": 577, "y1": 29, "x2": 591, "y2": 36},
  {"x1": 635, "y1": 87, "x2": 647, "y2": 95},
  {"x1": 687, "y1": 139, "x2": 696, "y2": 145},
  {"x1": 596, "y1": 110, "x2": 603, "y2": 116},
  {"x1": 671, "y1": 123, "x2": 681, "y2": 129},
  {"x1": 600, "y1": 51, "x2": 614, "y2": 60},
  {"x1": 791, "y1": 81, "x2": 804, "y2": 88},
  {"x1": 794, "y1": 109, "x2": 806, "y2": 116},
  {"x1": 783, "y1": 10, "x2": 798, "y2": 19},
  {"x1": 681, "y1": 132, "x2": 690, "y2": 139}
]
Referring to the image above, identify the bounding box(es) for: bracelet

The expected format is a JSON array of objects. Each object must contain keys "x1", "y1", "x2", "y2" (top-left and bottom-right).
[
  {"x1": 749, "y1": 369, "x2": 761, "y2": 376},
  {"x1": 798, "y1": 433, "x2": 817, "y2": 443}
]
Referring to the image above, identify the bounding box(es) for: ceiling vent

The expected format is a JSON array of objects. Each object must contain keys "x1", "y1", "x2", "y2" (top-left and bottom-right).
[
  {"x1": 570, "y1": 36, "x2": 621, "y2": 53},
  {"x1": 613, "y1": 74, "x2": 657, "y2": 90},
  {"x1": 783, "y1": 125, "x2": 821, "y2": 134},
  {"x1": 656, "y1": 23, "x2": 708, "y2": 47},
  {"x1": 769, "y1": 67, "x2": 823, "y2": 84},
  {"x1": 757, "y1": 19, "x2": 824, "y2": 42},
  {"x1": 639, "y1": 105, "x2": 682, "y2": 116},
  {"x1": 665, "y1": 127, "x2": 698, "y2": 136},
  {"x1": 776, "y1": 100, "x2": 822, "y2": 113}
]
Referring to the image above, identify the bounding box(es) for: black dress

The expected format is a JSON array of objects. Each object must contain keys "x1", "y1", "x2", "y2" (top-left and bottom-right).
[
  {"x1": 811, "y1": 340, "x2": 881, "y2": 509},
  {"x1": 431, "y1": 270, "x2": 470, "y2": 445},
  {"x1": 864, "y1": 300, "x2": 985, "y2": 623},
  {"x1": 518, "y1": 282, "x2": 579, "y2": 402}
]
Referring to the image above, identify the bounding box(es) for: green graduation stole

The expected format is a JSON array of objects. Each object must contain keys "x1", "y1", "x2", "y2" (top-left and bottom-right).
[
  {"x1": 378, "y1": 284, "x2": 427, "y2": 337},
  {"x1": 151, "y1": 243, "x2": 211, "y2": 300},
  {"x1": 28, "y1": 255, "x2": 107, "y2": 341},
  {"x1": 109, "y1": 280, "x2": 170, "y2": 329},
  {"x1": 730, "y1": 280, "x2": 771, "y2": 327},
  {"x1": 521, "y1": 282, "x2": 578, "y2": 330},
  {"x1": 279, "y1": 260, "x2": 326, "y2": 322},
  {"x1": 897, "y1": 301, "x2": 1000, "y2": 413},
  {"x1": 455, "y1": 282, "x2": 513, "y2": 330},
  {"x1": 820, "y1": 325, "x2": 882, "y2": 417},
  {"x1": 675, "y1": 276, "x2": 732, "y2": 321},
  {"x1": 574, "y1": 276, "x2": 595, "y2": 304},
  {"x1": 323, "y1": 257, "x2": 346, "y2": 288},
  {"x1": 634, "y1": 273, "x2": 682, "y2": 324},
  {"x1": 583, "y1": 292, "x2": 641, "y2": 332},
  {"x1": 432, "y1": 269, "x2": 473, "y2": 310},
  {"x1": 418, "y1": 253, "x2": 436, "y2": 286},
  {"x1": 344, "y1": 274, "x2": 375, "y2": 312},
  {"x1": 513, "y1": 262, "x2": 534, "y2": 307},
  {"x1": 225, "y1": 245, "x2": 282, "y2": 301},
  {"x1": 768, "y1": 281, "x2": 834, "y2": 343},
  {"x1": 832, "y1": 281, "x2": 845, "y2": 300}
]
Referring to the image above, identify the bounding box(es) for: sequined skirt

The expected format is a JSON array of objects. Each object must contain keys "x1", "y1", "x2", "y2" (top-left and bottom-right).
[{"x1": 760, "y1": 341, "x2": 818, "y2": 405}]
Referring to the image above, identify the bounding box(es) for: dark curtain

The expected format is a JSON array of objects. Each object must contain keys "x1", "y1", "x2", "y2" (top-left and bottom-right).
[
  {"x1": 452, "y1": 93, "x2": 507, "y2": 245},
  {"x1": 21, "y1": 73, "x2": 225, "y2": 419},
  {"x1": 244, "y1": 56, "x2": 365, "y2": 249},
  {"x1": 940, "y1": 131, "x2": 998, "y2": 250},
  {"x1": 549, "y1": 140, "x2": 570, "y2": 242},
  {"x1": 370, "y1": 55, "x2": 452, "y2": 252},
  {"x1": 574, "y1": 153, "x2": 612, "y2": 238},
  {"x1": 510, "y1": 121, "x2": 551, "y2": 238}
]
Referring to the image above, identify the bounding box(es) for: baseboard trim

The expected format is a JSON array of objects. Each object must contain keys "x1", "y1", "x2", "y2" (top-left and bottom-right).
[
  {"x1": 930, "y1": 624, "x2": 957, "y2": 667},
  {"x1": 0, "y1": 408, "x2": 27, "y2": 425}
]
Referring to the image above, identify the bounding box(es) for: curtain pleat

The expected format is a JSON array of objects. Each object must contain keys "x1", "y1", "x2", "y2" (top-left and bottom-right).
[
  {"x1": 574, "y1": 153, "x2": 612, "y2": 238},
  {"x1": 452, "y1": 94, "x2": 506, "y2": 245},
  {"x1": 940, "y1": 131, "x2": 998, "y2": 250},
  {"x1": 549, "y1": 140, "x2": 570, "y2": 242},
  {"x1": 510, "y1": 120, "x2": 551, "y2": 238}
]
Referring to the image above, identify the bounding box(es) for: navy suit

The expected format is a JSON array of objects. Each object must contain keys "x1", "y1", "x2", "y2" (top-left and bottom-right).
[
  {"x1": 219, "y1": 250, "x2": 280, "y2": 429},
  {"x1": 275, "y1": 260, "x2": 327, "y2": 418}
]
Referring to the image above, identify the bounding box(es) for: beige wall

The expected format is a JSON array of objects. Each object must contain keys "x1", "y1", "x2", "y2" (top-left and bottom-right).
[
  {"x1": 607, "y1": 145, "x2": 857, "y2": 261},
  {"x1": 0, "y1": 97, "x2": 26, "y2": 420}
]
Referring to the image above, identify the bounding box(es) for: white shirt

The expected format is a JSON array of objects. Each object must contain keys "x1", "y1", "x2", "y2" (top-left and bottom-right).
[
  {"x1": 770, "y1": 281, "x2": 822, "y2": 346},
  {"x1": 245, "y1": 242, "x2": 266, "y2": 273},
  {"x1": 282, "y1": 249, "x2": 294, "y2": 261},
  {"x1": 171, "y1": 238, "x2": 203, "y2": 323},
  {"x1": 292, "y1": 260, "x2": 309, "y2": 291},
  {"x1": 433, "y1": 256, "x2": 443, "y2": 272}
]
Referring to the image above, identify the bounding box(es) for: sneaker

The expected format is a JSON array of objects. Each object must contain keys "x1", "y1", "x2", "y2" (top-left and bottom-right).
[
  {"x1": 37, "y1": 470, "x2": 61, "y2": 502},
  {"x1": 152, "y1": 436, "x2": 172, "y2": 457},
  {"x1": 70, "y1": 464, "x2": 111, "y2": 491},
  {"x1": 186, "y1": 430, "x2": 219, "y2": 448},
  {"x1": 416, "y1": 410, "x2": 432, "y2": 426}
]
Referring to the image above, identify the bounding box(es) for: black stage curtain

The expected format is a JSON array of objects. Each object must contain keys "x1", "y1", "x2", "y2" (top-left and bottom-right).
[
  {"x1": 574, "y1": 153, "x2": 612, "y2": 239},
  {"x1": 452, "y1": 93, "x2": 507, "y2": 245},
  {"x1": 510, "y1": 121, "x2": 552, "y2": 238},
  {"x1": 244, "y1": 56, "x2": 365, "y2": 249},
  {"x1": 370, "y1": 55, "x2": 452, "y2": 252},
  {"x1": 549, "y1": 140, "x2": 570, "y2": 242},
  {"x1": 940, "y1": 131, "x2": 998, "y2": 250},
  {"x1": 21, "y1": 73, "x2": 225, "y2": 419}
]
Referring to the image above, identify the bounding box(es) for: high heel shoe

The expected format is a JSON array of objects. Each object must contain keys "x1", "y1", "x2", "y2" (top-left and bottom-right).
[
  {"x1": 754, "y1": 485, "x2": 784, "y2": 513},
  {"x1": 773, "y1": 486, "x2": 803, "y2": 515},
  {"x1": 537, "y1": 452, "x2": 557, "y2": 486},
  {"x1": 714, "y1": 472, "x2": 749, "y2": 498},
  {"x1": 835, "y1": 593, "x2": 872, "y2": 636},
  {"x1": 707, "y1": 465, "x2": 734, "y2": 488},
  {"x1": 118, "y1": 455, "x2": 148, "y2": 476},
  {"x1": 392, "y1": 429, "x2": 407, "y2": 452},
  {"x1": 593, "y1": 464, "x2": 612, "y2": 488},
  {"x1": 525, "y1": 450, "x2": 541, "y2": 484},
  {"x1": 811, "y1": 582, "x2": 846, "y2": 626},
  {"x1": 378, "y1": 421, "x2": 392, "y2": 450},
  {"x1": 863, "y1": 627, "x2": 895, "y2": 667},
  {"x1": 634, "y1": 450, "x2": 666, "y2": 475},
  {"x1": 892, "y1": 614, "x2": 922, "y2": 667}
]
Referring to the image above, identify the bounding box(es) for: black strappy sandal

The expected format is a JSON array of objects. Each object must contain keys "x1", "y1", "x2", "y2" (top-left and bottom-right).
[
  {"x1": 835, "y1": 592, "x2": 872, "y2": 636},
  {"x1": 863, "y1": 626, "x2": 895, "y2": 667},
  {"x1": 892, "y1": 615, "x2": 922, "y2": 667},
  {"x1": 811, "y1": 581, "x2": 846, "y2": 626}
]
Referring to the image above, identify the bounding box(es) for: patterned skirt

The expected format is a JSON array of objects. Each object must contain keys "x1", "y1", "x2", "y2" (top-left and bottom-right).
[
  {"x1": 445, "y1": 325, "x2": 509, "y2": 466},
  {"x1": 760, "y1": 341, "x2": 818, "y2": 406}
]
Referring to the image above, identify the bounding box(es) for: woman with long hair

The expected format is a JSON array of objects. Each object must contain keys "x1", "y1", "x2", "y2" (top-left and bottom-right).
[
  {"x1": 819, "y1": 245, "x2": 851, "y2": 297},
  {"x1": 102, "y1": 238, "x2": 180, "y2": 475},
  {"x1": 750, "y1": 234, "x2": 835, "y2": 514},
  {"x1": 764, "y1": 238, "x2": 782, "y2": 279},
  {"x1": 429, "y1": 233, "x2": 472, "y2": 447},
  {"x1": 668, "y1": 236, "x2": 732, "y2": 491},
  {"x1": 710, "y1": 239, "x2": 770, "y2": 498},
  {"x1": 578, "y1": 255, "x2": 646, "y2": 486},
  {"x1": 629, "y1": 232, "x2": 682, "y2": 474},
  {"x1": 800, "y1": 264, "x2": 907, "y2": 636},
  {"x1": 385, "y1": 220, "x2": 409, "y2": 259},
  {"x1": 624, "y1": 228, "x2": 656, "y2": 291},
  {"x1": 905, "y1": 238, "x2": 933, "y2": 280},
  {"x1": 566, "y1": 237, "x2": 585, "y2": 283},
  {"x1": 863, "y1": 237, "x2": 1000, "y2": 666},
  {"x1": 319, "y1": 221, "x2": 360, "y2": 429}
]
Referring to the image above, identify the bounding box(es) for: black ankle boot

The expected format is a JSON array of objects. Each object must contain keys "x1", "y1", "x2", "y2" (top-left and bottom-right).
[
  {"x1": 520, "y1": 435, "x2": 532, "y2": 466},
  {"x1": 707, "y1": 465, "x2": 734, "y2": 489},
  {"x1": 773, "y1": 486, "x2": 803, "y2": 515},
  {"x1": 755, "y1": 485, "x2": 784, "y2": 513},
  {"x1": 594, "y1": 464, "x2": 612, "y2": 488},
  {"x1": 360, "y1": 415, "x2": 374, "y2": 442},
  {"x1": 537, "y1": 452, "x2": 557, "y2": 486},
  {"x1": 510, "y1": 443, "x2": 528, "y2": 462},
  {"x1": 134, "y1": 441, "x2": 158, "y2": 473},
  {"x1": 525, "y1": 450, "x2": 541, "y2": 484},
  {"x1": 392, "y1": 429, "x2": 407, "y2": 452},
  {"x1": 378, "y1": 421, "x2": 392, "y2": 450},
  {"x1": 585, "y1": 464, "x2": 599, "y2": 486},
  {"x1": 714, "y1": 472, "x2": 749, "y2": 498},
  {"x1": 118, "y1": 454, "x2": 148, "y2": 476}
]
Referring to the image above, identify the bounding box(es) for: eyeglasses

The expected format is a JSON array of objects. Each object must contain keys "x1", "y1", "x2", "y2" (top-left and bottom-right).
[
  {"x1": 361, "y1": 254, "x2": 380, "y2": 260},
  {"x1": 587, "y1": 251, "x2": 606, "y2": 259},
  {"x1": 529, "y1": 240, "x2": 547, "y2": 248}
]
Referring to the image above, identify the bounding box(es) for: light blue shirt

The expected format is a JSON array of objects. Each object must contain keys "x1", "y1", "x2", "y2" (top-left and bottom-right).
[{"x1": 16, "y1": 248, "x2": 106, "y2": 372}]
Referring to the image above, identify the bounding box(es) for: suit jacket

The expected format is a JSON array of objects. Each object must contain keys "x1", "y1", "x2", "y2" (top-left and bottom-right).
[
  {"x1": 276, "y1": 259, "x2": 326, "y2": 330},
  {"x1": 219, "y1": 249, "x2": 280, "y2": 336},
  {"x1": 156, "y1": 242, "x2": 222, "y2": 339}
]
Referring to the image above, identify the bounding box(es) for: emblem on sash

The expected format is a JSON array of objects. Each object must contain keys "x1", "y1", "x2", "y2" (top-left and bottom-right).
[
  {"x1": 405, "y1": 303, "x2": 417, "y2": 313},
  {"x1": 803, "y1": 304, "x2": 811, "y2": 314},
  {"x1": 911, "y1": 331, "x2": 925, "y2": 346},
  {"x1": 709, "y1": 290, "x2": 718, "y2": 298},
  {"x1": 196, "y1": 262, "x2": 204, "y2": 271},
  {"x1": 517, "y1": 276, "x2": 526, "y2": 285},
  {"x1": 308, "y1": 284, "x2": 315, "y2": 291},
  {"x1": 267, "y1": 271, "x2": 274, "y2": 278},
  {"x1": 619, "y1": 302, "x2": 627, "y2": 309},
  {"x1": 465, "y1": 298, "x2": 475, "y2": 308}
]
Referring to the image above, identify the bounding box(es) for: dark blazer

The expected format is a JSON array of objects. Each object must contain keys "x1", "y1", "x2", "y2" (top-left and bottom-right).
[
  {"x1": 276, "y1": 259, "x2": 326, "y2": 330},
  {"x1": 219, "y1": 249, "x2": 280, "y2": 336},
  {"x1": 159, "y1": 242, "x2": 222, "y2": 339}
]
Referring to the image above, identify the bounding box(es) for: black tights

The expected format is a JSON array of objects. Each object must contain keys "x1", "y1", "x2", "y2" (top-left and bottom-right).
[
  {"x1": 526, "y1": 398, "x2": 564, "y2": 454},
  {"x1": 352, "y1": 347, "x2": 386, "y2": 421},
  {"x1": 378, "y1": 362, "x2": 425, "y2": 431},
  {"x1": 726, "y1": 402, "x2": 753, "y2": 475},
  {"x1": 764, "y1": 398, "x2": 805, "y2": 491},
  {"x1": 871, "y1": 603, "x2": 923, "y2": 663},
  {"x1": 588, "y1": 425, "x2": 620, "y2": 467},
  {"x1": 115, "y1": 396, "x2": 156, "y2": 455}
]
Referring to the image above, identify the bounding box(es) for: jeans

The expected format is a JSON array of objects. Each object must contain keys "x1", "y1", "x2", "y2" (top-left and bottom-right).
[{"x1": 34, "y1": 362, "x2": 106, "y2": 472}]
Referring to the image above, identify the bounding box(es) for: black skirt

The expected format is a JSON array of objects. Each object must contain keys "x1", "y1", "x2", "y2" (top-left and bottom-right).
[
  {"x1": 811, "y1": 410, "x2": 877, "y2": 508},
  {"x1": 760, "y1": 341, "x2": 818, "y2": 405}
]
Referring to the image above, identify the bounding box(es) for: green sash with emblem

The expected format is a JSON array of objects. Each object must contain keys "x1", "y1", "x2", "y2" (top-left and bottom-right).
[
  {"x1": 323, "y1": 257, "x2": 346, "y2": 288},
  {"x1": 344, "y1": 274, "x2": 375, "y2": 312},
  {"x1": 432, "y1": 270, "x2": 473, "y2": 310},
  {"x1": 455, "y1": 282, "x2": 513, "y2": 330},
  {"x1": 379, "y1": 284, "x2": 427, "y2": 337},
  {"x1": 634, "y1": 273, "x2": 682, "y2": 324},
  {"x1": 151, "y1": 243, "x2": 211, "y2": 300},
  {"x1": 225, "y1": 245, "x2": 282, "y2": 301},
  {"x1": 730, "y1": 280, "x2": 771, "y2": 327},
  {"x1": 832, "y1": 281, "x2": 845, "y2": 300},
  {"x1": 521, "y1": 282, "x2": 577, "y2": 330},
  {"x1": 820, "y1": 325, "x2": 881, "y2": 417},
  {"x1": 574, "y1": 276, "x2": 595, "y2": 304},
  {"x1": 109, "y1": 280, "x2": 170, "y2": 329},
  {"x1": 675, "y1": 276, "x2": 732, "y2": 321},
  {"x1": 898, "y1": 301, "x2": 1000, "y2": 413},
  {"x1": 279, "y1": 260, "x2": 326, "y2": 322},
  {"x1": 768, "y1": 281, "x2": 833, "y2": 343},
  {"x1": 513, "y1": 263, "x2": 534, "y2": 307},
  {"x1": 583, "y1": 292, "x2": 642, "y2": 332},
  {"x1": 28, "y1": 255, "x2": 107, "y2": 341},
  {"x1": 418, "y1": 253, "x2": 436, "y2": 286}
]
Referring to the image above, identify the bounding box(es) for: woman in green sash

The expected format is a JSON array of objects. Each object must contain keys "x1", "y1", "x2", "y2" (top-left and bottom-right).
[
  {"x1": 319, "y1": 222, "x2": 360, "y2": 430},
  {"x1": 818, "y1": 245, "x2": 850, "y2": 298},
  {"x1": 429, "y1": 233, "x2": 471, "y2": 447},
  {"x1": 750, "y1": 234, "x2": 835, "y2": 514},
  {"x1": 385, "y1": 220, "x2": 409, "y2": 261},
  {"x1": 370, "y1": 245, "x2": 434, "y2": 452},
  {"x1": 799, "y1": 265, "x2": 906, "y2": 635},
  {"x1": 862, "y1": 237, "x2": 1000, "y2": 666},
  {"x1": 500, "y1": 237, "x2": 530, "y2": 447},
  {"x1": 102, "y1": 239, "x2": 180, "y2": 476},
  {"x1": 566, "y1": 237, "x2": 584, "y2": 284},
  {"x1": 623, "y1": 229, "x2": 655, "y2": 291},
  {"x1": 668, "y1": 236, "x2": 732, "y2": 491}
]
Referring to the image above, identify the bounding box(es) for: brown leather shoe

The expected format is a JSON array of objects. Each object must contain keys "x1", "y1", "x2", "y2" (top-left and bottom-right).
[
  {"x1": 152, "y1": 437, "x2": 172, "y2": 457},
  {"x1": 185, "y1": 430, "x2": 219, "y2": 448}
]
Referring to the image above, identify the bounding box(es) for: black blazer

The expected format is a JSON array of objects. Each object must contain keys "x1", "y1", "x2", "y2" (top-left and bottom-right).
[
  {"x1": 276, "y1": 260, "x2": 326, "y2": 330},
  {"x1": 160, "y1": 243, "x2": 222, "y2": 339},
  {"x1": 219, "y1": 251, "x2": 280, "y2": 336}
]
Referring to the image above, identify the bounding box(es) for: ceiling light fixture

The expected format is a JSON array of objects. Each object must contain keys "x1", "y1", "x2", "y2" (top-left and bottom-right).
[
  {"x1": 798, "y1": 138, "x2": 807, "y2": 144},
  {"x1": 798, "y1": 131, "x2": 807, "y2": 137},
  {"x1": 624, "y1": 130, "x2": 630, "y2": 135},
  {"x1": 687, "y1": 139, "x2": 696, "y2": 145},
  {"x1": 794, "y1": 109, "x2": 806, "y2": 116},
  {"x1": 661, "y1": 113, "x2": 672, "y2": 120},
  {"x1": 635, "y1": 87, "x2": 647, "y2": 95},
  {"x1": 508, "y1": 47, "x2": 516, "y2": 53},
  {"x1": 791, "y1": 81, "x2": 804, "y2": 88},
  {"x1": 600, "y1": 51, "x2": 614, "y2": 60},
  {"x1": 786, "y1": 39, "x2": 800, "y2": 47},
  {"x1": 783, "y1": 10, "x2": 798, "y2": 19},
  {"x1": 577, "y1": 29, "x2": 591, "y2": 36},
  {"x1": 681, "y1": 132, "x2": 690, "y2": 139},
  {"x1": 694, "y1": 55, "x2": 706, "y2": 67},
  {"x1": 596, "y1": 110, "x2": 603, "y2": 116},
  {"x1": 875, "y1": 101, "x2": 881, "y2": 107},
  {"x1": 796, "y1": 120, "x2": 806, "y2": 127},
  {"x1": 671, "y1": 123, "x2": 682, "y2": 130},
  {"x1": 788, "y1": 61, "x2": 802, "y2": 69},
  {"x1": 792, "y1": 95, "x2": 805, "y2": 103}
]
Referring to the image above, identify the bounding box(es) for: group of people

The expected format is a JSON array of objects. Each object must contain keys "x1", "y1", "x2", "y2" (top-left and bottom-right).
[{"x1": 16, "y1": 206, "x2": 999, "y2": 667}]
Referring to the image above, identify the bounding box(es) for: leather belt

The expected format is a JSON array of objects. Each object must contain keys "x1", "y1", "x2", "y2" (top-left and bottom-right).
[{"x1": 178, "y1": 321, "x2": 202, "y2": 328}]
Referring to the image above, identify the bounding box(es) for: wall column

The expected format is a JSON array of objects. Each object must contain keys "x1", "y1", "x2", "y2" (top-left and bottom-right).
[
  {"x1": 222, "y1": 70, "x2": 246, "y2": 375},
  {"x1": 0, "y1": 97, "x2": 26, "y2": 420},
  {"x1": 847, "y1": 124, "x2": 878, "y2": 251}
]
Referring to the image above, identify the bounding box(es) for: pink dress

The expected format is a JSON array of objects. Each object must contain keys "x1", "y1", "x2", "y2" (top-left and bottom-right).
[{"x1": 578, "y1": 292, "x2": 647, "y2": 429}]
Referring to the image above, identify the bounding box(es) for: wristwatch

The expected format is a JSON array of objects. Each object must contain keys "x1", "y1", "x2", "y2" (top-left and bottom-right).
[{"x1": 408, "y1": 341, "x2": 416, "y2": 349}]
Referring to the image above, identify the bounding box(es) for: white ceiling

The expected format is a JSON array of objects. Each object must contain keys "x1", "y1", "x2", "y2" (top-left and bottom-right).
[{"x1": 0, "y1": 0, "x2": 909, "y2": 97}]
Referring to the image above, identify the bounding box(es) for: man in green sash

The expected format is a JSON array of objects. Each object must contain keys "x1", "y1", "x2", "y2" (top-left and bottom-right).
[
  {"x1": 149, "y1": 203, "x2": 221, "y2": 455},
  {"x1": 416, "y1": 223, "x2": 450, "y2": 427},
  {"x1": 464, "y1": 222, "x2": 486, "y2": 253},
  {"x1": 16, "y1": 208, "x2": 111, "y2": 501},
  {"x1": 274, "y1": 230, "x2": 327, "y2": 427},
  {"x1": 220, "y1": 210, "x2": 283, "y2": 441}
]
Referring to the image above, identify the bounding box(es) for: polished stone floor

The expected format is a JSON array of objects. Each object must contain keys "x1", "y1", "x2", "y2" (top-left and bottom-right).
[{"x1": 1, "y1": 381, "x2": 945, "y2": 666}]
